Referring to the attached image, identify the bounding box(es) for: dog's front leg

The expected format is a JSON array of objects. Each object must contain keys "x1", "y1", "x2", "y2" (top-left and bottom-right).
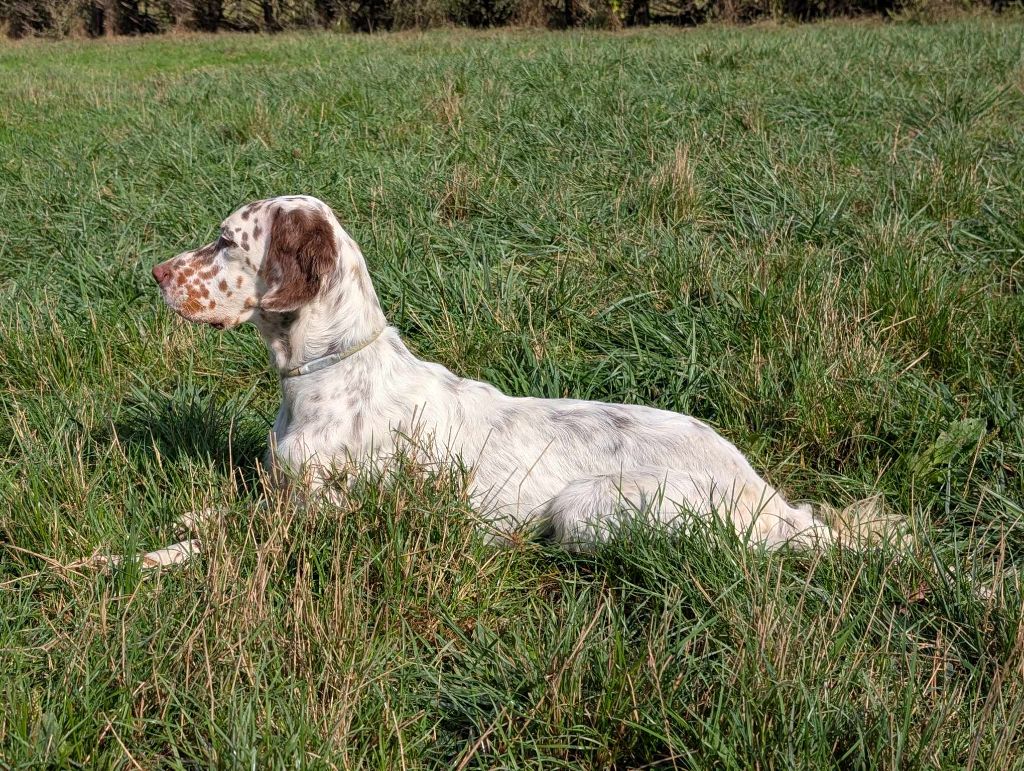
[
  {"x1": 133, "y1": 538, "x2": 202, "y2": 568},
  {"x1": 131, "y1": 506, "x2": 222, "y2": 567},
  {"x1": 87, "y1": 507, "x2": 218, "y2": 570}
]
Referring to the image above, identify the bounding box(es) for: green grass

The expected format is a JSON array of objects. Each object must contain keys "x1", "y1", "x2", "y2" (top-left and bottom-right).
[{"x1": 1, "y1": 17, "x2": 1023, "y2": 768}]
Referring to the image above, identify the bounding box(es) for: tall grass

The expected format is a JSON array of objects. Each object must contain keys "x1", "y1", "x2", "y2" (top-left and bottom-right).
[{"x1": 1, "y1": 19, "x2": 1023, "y2": 767}]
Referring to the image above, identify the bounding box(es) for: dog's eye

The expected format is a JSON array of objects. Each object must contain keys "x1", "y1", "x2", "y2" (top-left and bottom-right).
[{"x1": 217, "y1": 233, "x2": 236, "y2": 249}]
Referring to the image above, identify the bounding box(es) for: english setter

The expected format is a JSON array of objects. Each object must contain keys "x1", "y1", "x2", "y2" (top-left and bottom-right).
[{"x1": 145, "y1": 195, "x2": 842, "y2": 565}]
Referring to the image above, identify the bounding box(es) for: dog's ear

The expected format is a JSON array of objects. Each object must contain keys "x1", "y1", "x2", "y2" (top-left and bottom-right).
[{"x1": 259, "y1": 207, "x2": 337, "y2": 313}]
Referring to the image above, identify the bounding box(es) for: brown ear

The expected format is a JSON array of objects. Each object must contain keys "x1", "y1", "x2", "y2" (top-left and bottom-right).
[{"x1": 259, "y1": 207, "x2": 337, "y2": 312}]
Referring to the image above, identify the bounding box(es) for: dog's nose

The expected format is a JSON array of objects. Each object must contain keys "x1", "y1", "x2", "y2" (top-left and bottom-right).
[{"x1": 152, "y1": 263, "x2": 171, "y2": 286}]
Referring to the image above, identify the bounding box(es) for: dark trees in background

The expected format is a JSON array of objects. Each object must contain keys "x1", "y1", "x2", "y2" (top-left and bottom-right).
[
  {"x1": 85, "y1": 0, "x2": 104, "y2": 32},
  {"x1": 0, "y1": 0, "x2": 1006, "y2": 37},
  {"x1": 625, "y1": 0, "x2": 648, "y2": 24},
  {"x1": 261, "y1": 0, "x2": 279, "y2": 29},
  {"x1": 108, "y1": 0, "x2": 149, "y2": 32},
  {"x1": 313, "y1": 0, "x2": 341, "y2": 23},
  {"x1": 3, "y1": 0, "x2": 54, "y2": 35},
  {"x1": 190, "y1": 0, "x2": 222, "y2": 29}
]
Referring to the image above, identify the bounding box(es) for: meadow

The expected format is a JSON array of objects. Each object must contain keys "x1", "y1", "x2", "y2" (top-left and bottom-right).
[{"x1": 1, "y1": 17, "x2": 1023, "y2": 768}]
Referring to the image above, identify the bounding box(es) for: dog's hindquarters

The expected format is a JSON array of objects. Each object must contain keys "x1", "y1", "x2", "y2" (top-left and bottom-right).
[{"x1": 538, "y1": 466, "x2": 835, "y2": 552}]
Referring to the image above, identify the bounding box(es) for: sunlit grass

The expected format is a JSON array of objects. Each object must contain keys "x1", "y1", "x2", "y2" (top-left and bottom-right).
[{"x1": 1, "y1": 18, "x2": 1023, "y2": 768}]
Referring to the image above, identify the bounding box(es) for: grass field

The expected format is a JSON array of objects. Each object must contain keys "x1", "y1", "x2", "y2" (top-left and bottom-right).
[{"x1": 2, "y1": 17, "x2": 1024, "y2": 768}]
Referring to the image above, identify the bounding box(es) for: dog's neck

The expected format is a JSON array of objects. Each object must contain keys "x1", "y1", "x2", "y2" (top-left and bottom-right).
[{"x1": 252, "y1": 234, "x2": 388, "y2": 377}]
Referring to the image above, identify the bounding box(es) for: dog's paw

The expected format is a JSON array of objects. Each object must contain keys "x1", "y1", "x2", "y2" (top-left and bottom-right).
[{"x1": 82, "y1": 539, "x2": 201, "y2": 571}]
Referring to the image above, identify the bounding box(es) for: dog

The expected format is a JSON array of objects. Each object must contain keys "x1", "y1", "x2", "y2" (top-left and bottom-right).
[{"x1": 145, "y1": 194, "x2": 846, "y2": 564}]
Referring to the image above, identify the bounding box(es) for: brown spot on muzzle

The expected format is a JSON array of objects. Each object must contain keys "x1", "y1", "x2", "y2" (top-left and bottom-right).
[{"x1": 180, "y1": 297, "x2": 203, "y2": 316}]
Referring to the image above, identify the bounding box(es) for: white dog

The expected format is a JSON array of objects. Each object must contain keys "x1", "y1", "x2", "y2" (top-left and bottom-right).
[{"x1": 146, "y1": 194, "x2": 841, "y2": 564}]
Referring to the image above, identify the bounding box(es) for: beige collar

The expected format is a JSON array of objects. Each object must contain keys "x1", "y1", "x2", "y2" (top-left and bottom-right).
[{"x1": 279, "y1": 327, "x2": 385, "y2": 378}]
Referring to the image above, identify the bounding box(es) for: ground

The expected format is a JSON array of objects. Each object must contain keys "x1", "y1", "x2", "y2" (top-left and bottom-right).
[{"x1": 1, "y1": 17, "x2": 1023, "y2": 769}]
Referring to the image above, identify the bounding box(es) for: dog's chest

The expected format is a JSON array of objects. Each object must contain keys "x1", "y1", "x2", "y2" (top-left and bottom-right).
[{"x1": 268, "y1": 386, "x2": 381, "y2": 475}]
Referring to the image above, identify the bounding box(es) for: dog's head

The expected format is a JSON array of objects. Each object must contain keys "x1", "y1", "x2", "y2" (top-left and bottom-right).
[{"x1": 152, "y1": 196, "x2": 340, "y2": 330}]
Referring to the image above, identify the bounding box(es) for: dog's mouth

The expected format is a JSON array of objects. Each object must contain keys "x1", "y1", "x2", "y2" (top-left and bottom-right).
[
  {"x1": 165, "y1": 302, "x2": 233, "y2": 331},
  {"x1": 205, "y1": 317, "x2": 240, "y2": 332}
]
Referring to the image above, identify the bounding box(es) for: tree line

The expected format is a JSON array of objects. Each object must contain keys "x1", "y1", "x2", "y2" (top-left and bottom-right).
[{"x1": 0, "y1": 0, "x2": 1009, "y2": 38}]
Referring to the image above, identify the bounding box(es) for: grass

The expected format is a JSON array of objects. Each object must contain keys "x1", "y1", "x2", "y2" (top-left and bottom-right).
[{"x1": 1, "y1": 16, "x2": 1023, "y2": 769}]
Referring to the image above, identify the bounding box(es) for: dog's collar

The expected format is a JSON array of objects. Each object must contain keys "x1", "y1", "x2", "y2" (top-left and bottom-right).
[{"x1": 279, "y1": 327, "x2": 385, "y2": 378}]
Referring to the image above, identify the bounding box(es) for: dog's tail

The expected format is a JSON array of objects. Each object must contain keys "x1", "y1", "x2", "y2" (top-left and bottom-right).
[{"x1": 814, "y1": 494, "x2": 908, "y2": 549}]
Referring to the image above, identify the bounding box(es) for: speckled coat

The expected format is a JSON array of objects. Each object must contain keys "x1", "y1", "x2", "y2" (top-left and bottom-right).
[{"x1": 152, "y1": 195, "x2": 833, "y2": 550}]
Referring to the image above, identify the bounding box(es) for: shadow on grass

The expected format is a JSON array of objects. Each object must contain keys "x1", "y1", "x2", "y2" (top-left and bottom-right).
[{"x1": 109, "y1": 383, "x2": 270, "y2": 490}]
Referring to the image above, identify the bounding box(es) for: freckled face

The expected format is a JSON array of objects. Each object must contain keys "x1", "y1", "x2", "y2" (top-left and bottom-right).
[{"x1": 152, "y1": 202, "x2": 268, "y2": 330}]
